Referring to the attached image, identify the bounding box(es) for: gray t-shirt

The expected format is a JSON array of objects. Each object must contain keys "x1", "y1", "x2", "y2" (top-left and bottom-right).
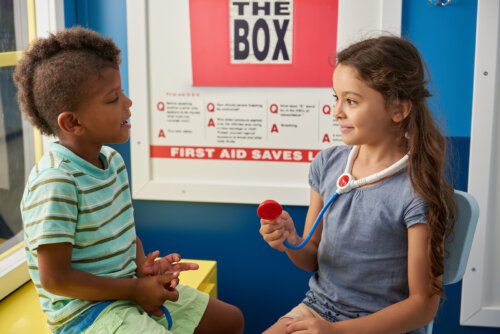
[{"x1": 304, "y1": 145, "x2": 428, "y2": 334}]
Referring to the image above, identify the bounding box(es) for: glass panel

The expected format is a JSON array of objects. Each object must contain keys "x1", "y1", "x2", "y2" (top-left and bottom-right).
[
  {"x1": 0, "y1": 66, "x2": 27, "y2": 253},
  {"x1": 0, "y1": 0, "x2": 29, "y2": 53}
]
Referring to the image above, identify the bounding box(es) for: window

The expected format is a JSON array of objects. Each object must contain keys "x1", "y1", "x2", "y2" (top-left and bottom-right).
[{"x1": 0, "y1": 0, "x2": 37, "y2": 300}]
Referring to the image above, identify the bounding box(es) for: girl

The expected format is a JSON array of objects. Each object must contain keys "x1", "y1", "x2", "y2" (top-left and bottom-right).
[{"x1": 260, "y1": 36, "x2": 456, "y2": 334}]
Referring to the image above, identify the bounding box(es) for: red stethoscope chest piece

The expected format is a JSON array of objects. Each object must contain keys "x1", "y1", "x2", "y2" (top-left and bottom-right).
[{"x1": 257, "y1": 200, "x2": 283, "y2": 220}]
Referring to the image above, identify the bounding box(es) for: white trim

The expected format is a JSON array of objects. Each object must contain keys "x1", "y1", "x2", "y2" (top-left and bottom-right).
[
  {"x1": 34, "y1": 0, "x2": 64, "y2": 154},
  {"x1": 461, "y1": 0, "x2": 500, "y2": 328},
  {"x1": 380, "y1": 0, "x2": 402, "y2": 34},
  {"x1": 336, "y1": 0, "x2": 401, "y2": 51},
  {"x1": 22, "y1": 118, "x2": 36, "y2": 182},
  {"x1": 0, "y1": 247, "x2": 29, "y2": 300},
  {"x1": 0, "y1": 93, "x2": 9, "y2": 190},
  {"x1": 126, "y1": 0, "x2": 151, "y2": 198},
  {"x1": 13, "y1": 0, "x2": 30, "y2": 50},
  {"x1": 35, "y1": 0, "x2": 65, "y2": 39}
]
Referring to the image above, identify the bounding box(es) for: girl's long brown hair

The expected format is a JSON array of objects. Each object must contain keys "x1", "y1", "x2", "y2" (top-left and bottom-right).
[{"x1": 337, "y1": 36, "x2": 456, "y2": 296}]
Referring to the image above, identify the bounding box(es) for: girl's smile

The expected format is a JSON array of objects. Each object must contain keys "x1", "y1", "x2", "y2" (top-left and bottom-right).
[
  {"x1": 338, "y1": 124, "x2": 354, "y2": 133},
  {"x1": 332, "y1": 64, "x2": 401, "y2": 148}
]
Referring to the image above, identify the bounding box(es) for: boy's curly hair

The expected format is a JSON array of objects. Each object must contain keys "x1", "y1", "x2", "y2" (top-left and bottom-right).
[{"x1": 13, "y1": 26, "x2": 121, "y2": 136}]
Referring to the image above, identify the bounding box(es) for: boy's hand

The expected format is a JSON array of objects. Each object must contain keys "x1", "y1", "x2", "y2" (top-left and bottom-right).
[
  {"x1": 141, "y1": 251, "x2": 199, "y2": 277},
  {"x1": 134, "y1": 272, "x2": 180, "y2": 316}
]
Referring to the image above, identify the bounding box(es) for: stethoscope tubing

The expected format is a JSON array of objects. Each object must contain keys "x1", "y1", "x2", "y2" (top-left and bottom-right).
[
  {"x1": 284, "y1": 192, "x2": 340, "y2": 250},
  {"x1": 161, "y1": 305, "x2": 173, "y2": 330},
  {"x1": 149, "y1": 305, "x2": 173, "y2": 330},
  {"x1": 283, "y1": 146, "x2": 409, "y2": 250}
]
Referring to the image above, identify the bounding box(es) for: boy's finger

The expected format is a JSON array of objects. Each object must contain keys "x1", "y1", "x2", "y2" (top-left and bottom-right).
[
  {"x1": 172, "y1": 262, "x2": 199, "y2": 272},
  {"x1": 164, "y1": 288, "x2": 179, "y2": 302},
  {"x1": 169, "y1": 278, "x2": 179, "y2": 289},
  {"x1": 164, "y1": 253, "x2": 181, "y2": 263},
  {"x1": 147, "y1": 250, "x2": 160, "y2": 260},
  {"x1": 159, "y1": 271, "x2": 179, "y2": 284}
]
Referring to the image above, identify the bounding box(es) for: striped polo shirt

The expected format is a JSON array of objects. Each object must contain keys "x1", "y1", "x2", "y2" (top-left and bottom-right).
[{"x1": 21, "y1": 143, "x2": 137, "y2": 331}]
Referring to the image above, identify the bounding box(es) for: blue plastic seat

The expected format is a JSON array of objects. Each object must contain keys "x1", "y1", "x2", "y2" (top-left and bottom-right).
[{"x1": 426, "y1": 190, "x2": 479, "y2": 333}]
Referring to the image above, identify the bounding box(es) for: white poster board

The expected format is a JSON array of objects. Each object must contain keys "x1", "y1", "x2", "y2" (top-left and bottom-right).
[
  {"x1": 461, "y1": 0, "x2": 500, "y2": 328},
  {"x1": 126, "y1": 0, "x2": 401, "y2": 204}
]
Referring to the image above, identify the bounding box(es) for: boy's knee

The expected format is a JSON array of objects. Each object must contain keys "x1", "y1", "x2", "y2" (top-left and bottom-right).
[
  {"x1": 196, "y1": 299, "x2": 244, "y2": 334},
  {"x1": 227, "y1": 304, "x2": 245, "y2": 334}
]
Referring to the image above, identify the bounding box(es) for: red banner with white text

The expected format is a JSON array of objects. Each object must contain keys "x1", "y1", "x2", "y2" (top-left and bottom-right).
[{"x1": 151, "y1": 145, "x2": 321, "y2": 162}]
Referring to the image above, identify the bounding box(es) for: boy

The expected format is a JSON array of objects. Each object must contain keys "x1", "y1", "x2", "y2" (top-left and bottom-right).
[{"x1": 14, "y1": 27, "x2": 244, "y2": 333}]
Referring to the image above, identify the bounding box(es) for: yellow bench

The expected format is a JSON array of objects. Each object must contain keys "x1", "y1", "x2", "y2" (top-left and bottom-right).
[{"x1": 0, "y1": 259, "x2": 217, "y2": 334}]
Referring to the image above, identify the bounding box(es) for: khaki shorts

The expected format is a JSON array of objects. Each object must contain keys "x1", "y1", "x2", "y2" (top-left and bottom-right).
[{"x1": 281, "y1": 303, "x2": 324, "y2": 320}]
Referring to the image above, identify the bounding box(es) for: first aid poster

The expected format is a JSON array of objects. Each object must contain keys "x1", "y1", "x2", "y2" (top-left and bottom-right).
[
  {"x1": 149, "y1": 0, "x2": 341, "y2": 167},
  {"x1": 128, "y1": 0, "x2": 399, "y2": 204}
]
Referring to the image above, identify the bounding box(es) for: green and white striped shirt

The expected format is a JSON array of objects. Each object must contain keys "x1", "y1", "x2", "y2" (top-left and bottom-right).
[{"x1": 21, "y1": 143, "x2": 137, "y2": 330}]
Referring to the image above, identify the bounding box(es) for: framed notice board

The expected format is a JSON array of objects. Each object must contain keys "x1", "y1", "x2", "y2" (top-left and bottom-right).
[{"x1": 126, "y1": 0, "x2": 402, "y2": 204}]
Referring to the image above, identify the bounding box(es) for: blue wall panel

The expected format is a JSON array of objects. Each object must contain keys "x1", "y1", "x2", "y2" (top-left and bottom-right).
[
  {"x1": 63, "y1": 0, "x2": 498, "y2": 333},
  {"x1": 403, "y1": 0, "x2": 477, "y2": 138}
]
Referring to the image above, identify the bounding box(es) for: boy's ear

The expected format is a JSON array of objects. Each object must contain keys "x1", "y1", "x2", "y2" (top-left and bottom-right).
[
  {"x1": 57, "y1": 112, "x2": 85, "y2": 135},
  {"x1": 391, "y1": 99, "x2": 412, "y2": 123}
]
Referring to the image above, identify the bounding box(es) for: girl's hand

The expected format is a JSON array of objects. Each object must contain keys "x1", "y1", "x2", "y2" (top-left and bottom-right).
[
  {"x1": 134, "y1": 272, "x2": 180, "y2": 316},
  {"x1": 260, "y1": 210, "x2": 299, "y2": 251},
  {"x1": 285, "y1": 317, "x2": 336, "y2": 334}
]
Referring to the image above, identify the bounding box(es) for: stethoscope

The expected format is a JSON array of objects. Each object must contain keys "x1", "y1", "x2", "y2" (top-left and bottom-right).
[
  {"x1": 149, "y1": 305, "x2": 173, "y2": 330},
  {"x1": 257, "y1": 146, "x2": 409, "y2": 250}
]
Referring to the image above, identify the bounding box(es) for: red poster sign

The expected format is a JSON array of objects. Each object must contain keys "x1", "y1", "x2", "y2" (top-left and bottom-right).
[
  {"x1": 151, "y1": 145, "x2": 321, "y2": 163},
  {"x1": 189, "y1": 0, "x2": 338, "y2": 87}
]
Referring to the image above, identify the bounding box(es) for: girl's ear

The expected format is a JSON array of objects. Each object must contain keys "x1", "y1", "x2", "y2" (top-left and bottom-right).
[
  {"x1": 57, "y1": 112, "x2": 85, "y2": 135},
  {"x1": 392, "y1": 99, "x2": 412, "y2": 123}
]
